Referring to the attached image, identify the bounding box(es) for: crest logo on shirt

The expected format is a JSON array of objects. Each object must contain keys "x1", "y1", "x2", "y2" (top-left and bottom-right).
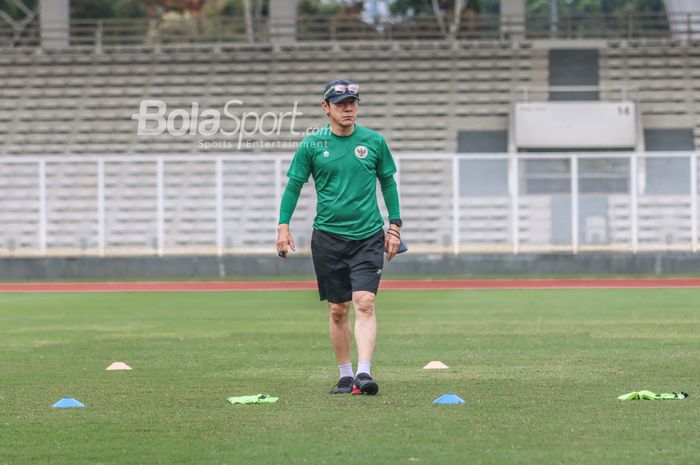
[
  {"x1": 355, "y1": 145, "x2": 368, "y2": 159},
  {"x1": 323, "y1": 151, "x2": 330, "y2": 158}
]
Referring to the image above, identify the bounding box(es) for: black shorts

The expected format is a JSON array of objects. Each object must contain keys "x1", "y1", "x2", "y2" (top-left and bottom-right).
[{"x1": 310, "y1": 228, "x2": 385, "y2": 303}]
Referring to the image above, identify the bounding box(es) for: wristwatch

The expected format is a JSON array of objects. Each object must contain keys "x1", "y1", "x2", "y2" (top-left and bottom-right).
[{"x1": 389, "y1": 219, "x2": 402, "y2": 228}]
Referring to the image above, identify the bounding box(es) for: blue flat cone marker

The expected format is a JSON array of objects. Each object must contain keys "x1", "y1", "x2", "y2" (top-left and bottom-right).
[
  {"x1": 52, "y1": 398, "x2": 86, "y2": 408},
  {"x1": 433, "y1": 393, "x2": 465, "y2": 405}
]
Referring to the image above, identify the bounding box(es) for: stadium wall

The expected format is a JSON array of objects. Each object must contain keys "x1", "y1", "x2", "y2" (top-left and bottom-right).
[{"x1": 1, "y1": 252, "x2": 700, "y2": 280}]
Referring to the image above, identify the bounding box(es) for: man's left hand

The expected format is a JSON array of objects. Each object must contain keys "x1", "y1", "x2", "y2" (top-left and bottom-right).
[{"x1": 385, "y1": 225, "x2": 401, "y2": 262}]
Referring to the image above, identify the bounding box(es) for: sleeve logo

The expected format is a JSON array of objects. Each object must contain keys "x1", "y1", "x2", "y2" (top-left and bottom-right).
[{"x1": 354, "y1": 145, "x2": 368, "y2": 159}]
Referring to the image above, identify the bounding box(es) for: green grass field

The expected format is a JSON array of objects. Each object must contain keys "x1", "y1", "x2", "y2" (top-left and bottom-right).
[{"x1": 2, "y1": 289, "x2": 700, "y2": 465}]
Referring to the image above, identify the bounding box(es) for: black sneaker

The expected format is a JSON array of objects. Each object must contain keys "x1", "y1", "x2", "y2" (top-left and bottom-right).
[
  {"x1": 353, "y1": 373, "x2": 379, "y2": 395},
  {"x1": 329, "y1": 376, "x2": 354, "y2": 394}
]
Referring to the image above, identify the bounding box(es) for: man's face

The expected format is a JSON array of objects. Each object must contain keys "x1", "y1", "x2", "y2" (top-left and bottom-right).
[{"x1": 323, "y1": 98, "x2": 358, "y2": 128}]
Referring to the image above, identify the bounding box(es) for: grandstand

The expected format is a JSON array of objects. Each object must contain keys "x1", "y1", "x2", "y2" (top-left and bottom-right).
[
  {"x1": 599, "y1": 41, "x2": 700, "y2": 147},
  {"x1": 0, "y1": 40, "x2": 539, "y2": 155},
  {"x1": 1, "y1": 1, "x2": 700, "y2": 271},
  {"x1": 3, "y1": 39, "x2": 700, "y2": 155}
]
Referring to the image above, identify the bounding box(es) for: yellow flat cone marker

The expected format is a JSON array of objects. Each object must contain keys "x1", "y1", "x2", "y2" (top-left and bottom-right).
[
  {"x1": 106, "y1": 362, "x2": 132, "y2": 371},
  {"x1": 423, "y1": 361, "x2": 449, "y2": 369}
]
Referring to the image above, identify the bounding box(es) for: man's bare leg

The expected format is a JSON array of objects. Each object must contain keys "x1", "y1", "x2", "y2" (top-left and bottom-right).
[
  {"x1": 329, "y1": 301, "x2": 352, "y2": 365},
  {"x1": 328, "y1": 301, "x2": 356, "y2": 394},
  {"x1": 351, "y1": 291, "x2": 379, "y2": 395},
  {"x1": 352, "y1": 291, "x2": 376, "y2": 364}
]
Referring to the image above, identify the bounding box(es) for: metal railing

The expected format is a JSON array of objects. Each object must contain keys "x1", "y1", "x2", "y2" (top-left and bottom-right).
[
  {"x1": 1, "y1": 13, "x2": 699, "y2": 49},
  {"x1": 0, "y1": 152, "x2": 698, "y2": 257}
]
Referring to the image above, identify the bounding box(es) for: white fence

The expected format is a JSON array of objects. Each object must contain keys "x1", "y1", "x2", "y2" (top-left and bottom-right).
[{"x1": 0, "y1": 152, "x2": 698, "y2": 257}]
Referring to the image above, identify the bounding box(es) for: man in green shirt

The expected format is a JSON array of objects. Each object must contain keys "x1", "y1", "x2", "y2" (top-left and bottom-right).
[{"x1": 276, "y1": 79, "x2": 403, "y2": 396}]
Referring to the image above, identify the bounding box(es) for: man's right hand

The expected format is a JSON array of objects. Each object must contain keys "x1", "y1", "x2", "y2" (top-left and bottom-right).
[{"x1": 276, "y1": 224, "x2": 296, "y2": 259}]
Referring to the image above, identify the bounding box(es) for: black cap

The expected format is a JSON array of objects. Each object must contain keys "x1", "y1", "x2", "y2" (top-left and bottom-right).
[{"x1": 323, "y1": 79, "x2": 360, "y2": 104}]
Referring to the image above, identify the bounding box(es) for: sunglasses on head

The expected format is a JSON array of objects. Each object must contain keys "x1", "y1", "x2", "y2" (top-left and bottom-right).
[{"x1": 324, "y1": 83, "x2": 359, "y2": 100}]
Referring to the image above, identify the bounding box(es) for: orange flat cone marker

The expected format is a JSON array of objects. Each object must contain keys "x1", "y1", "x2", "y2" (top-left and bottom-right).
[
  {"x1": 423, "y1": 361, "x2": 449, "y2": 369},
  {"x1": 106, "y1": 362, "x2": 132, "y2": 371}
]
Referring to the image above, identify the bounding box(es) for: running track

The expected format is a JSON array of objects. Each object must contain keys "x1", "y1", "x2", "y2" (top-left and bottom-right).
[{"x1": 1, "y1": 278, "x2": 700, "y2": 293}]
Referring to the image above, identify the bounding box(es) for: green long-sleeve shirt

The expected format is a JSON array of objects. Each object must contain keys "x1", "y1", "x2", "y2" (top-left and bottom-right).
[{"x1": 278, "y1": 124, "x2": 401, "y2": 240}]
